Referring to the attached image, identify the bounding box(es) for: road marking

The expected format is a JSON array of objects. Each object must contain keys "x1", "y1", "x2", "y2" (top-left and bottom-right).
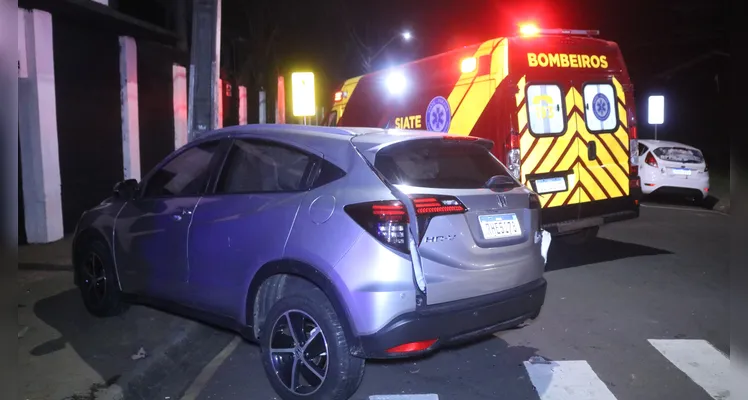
[
  {"x1": 180, "y1": 335, "x2": 241, "y2": 400},
  {"x1": 523, "y1": 359, "x2": 617, "y2": 400},
  {"x1": 640, "y1": 203, "x2": 727, "y2": 215},
  {"x1": 648, "y1": 339, "x2": 730, "y2": 399},
  {"x1": 370, "y1": 395, "x2": 439, "y2": 400}
]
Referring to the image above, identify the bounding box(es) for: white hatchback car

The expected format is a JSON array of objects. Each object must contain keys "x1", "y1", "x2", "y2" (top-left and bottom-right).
[{"x1": 638, "y1": 140, "x2": 710, "y2": 201}]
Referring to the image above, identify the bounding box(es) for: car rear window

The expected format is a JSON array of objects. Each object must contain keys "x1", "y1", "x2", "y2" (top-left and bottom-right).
[
  {"x1": 652, "y1": 147, "x2": 704, "y2": 164},
  {"x1": 374, "y1": 140, "x2": 517, "y2": 189}
]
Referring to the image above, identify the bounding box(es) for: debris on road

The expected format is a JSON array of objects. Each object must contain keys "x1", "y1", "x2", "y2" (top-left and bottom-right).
[
  {"x1": 131, "y1": 347, "x2": 148, "y2": 360},
  {"x1": 527, "y1": 355, "x2": 551, "y2": 365}
]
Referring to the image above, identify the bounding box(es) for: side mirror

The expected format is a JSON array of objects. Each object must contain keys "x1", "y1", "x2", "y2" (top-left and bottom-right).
[{"x1": 113, "y1": 179, "x2": 139, "y2": 199}]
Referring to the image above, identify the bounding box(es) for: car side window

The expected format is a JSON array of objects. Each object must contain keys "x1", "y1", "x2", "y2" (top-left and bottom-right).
[
  {"x1": 215, "y1": 139, "x2": 313, "y2": 194},
  {"x1": 638, "y1": 143, "x2": 649, "y2": 156},
  {"x1": 142, "y1": 140, "x2": 221, "y2": 198}
]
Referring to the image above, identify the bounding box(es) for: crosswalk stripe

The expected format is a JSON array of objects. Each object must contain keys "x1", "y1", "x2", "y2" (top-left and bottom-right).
[
  {"x1": 648, "y1": 339, "x2": 730, "y2": 399},
  {"x1": 369, "y1": 395, "x2": 439, "y2": 400},
  {"x1": 523, "y1": 359, "x2": 617, "y2": 400}
]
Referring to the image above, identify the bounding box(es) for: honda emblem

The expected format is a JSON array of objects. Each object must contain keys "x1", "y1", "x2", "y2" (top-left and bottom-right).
[{"x1": 497, "y1": 194, "x2": 508, "y2": 208}]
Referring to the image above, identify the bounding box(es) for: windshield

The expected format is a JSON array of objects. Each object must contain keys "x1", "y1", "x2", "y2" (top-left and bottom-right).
[
  {"x1": 374, "y1": 140, "x2": 518, "y2": 189},
  {"x1": 652, "y1": 147, "x2": 704, "y2": 164}
]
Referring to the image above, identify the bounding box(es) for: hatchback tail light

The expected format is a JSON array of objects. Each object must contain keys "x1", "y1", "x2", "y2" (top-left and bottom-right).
[
  {"x1": 345, "y1": 195, "x2": 467, "y2": 252},
  {"x1": 645, "y1": 152, "x2": 658, "y2": 168}
]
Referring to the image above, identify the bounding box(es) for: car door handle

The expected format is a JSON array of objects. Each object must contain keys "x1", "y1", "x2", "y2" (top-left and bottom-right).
[
  {"x1": 587, "y1": 141, "x2": 597, "y2": 161},
  {"x1": 171, "y1": 208, "x2": 193, "y2": 222}
]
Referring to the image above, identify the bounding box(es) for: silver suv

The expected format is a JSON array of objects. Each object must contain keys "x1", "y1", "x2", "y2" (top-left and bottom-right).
[{"x1": 72, "y1": 125, "x2": 547, "y2": 400}]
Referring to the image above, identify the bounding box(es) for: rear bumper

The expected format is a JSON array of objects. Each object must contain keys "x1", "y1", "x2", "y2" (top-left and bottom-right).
[
  {"x1": 357, "y1": 278, "x2": 547, "y2": 359},
  {"x1": 541, "y1": 193, "x2": 640, "y2": 234}
]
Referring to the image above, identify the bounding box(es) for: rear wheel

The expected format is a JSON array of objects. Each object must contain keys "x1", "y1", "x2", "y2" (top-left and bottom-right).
[
  {"x1": 76, "y1": 240, "x2": 128, "y2": 317},
  {"x1": 555, "y1": 226, "x2": 599, "y2": 246},
  {"x1": 260, "y1": 291, "x2": 365, "y2": 400}
]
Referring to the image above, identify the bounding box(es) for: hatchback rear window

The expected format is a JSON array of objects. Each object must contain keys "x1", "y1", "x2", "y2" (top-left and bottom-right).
[
  {"x1": 374, "y1": 140, "x2": 517, "y2": 189},
  {"x1": 652, "y1": 147, "x2": 704, "y2": 164}
]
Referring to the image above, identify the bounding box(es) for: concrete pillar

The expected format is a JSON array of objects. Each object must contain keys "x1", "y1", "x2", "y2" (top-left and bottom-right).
[
  {"x1": 258, "y1": 89, "x2": 266, "y2": 124},
  {"x1": 238, "y1": 86, "x2": 247, "y2": 125},
  {"x1": 173, "y1": 64, "x2": 188, "y2": 148},
  {"x1": 18, "y1": 8, "x2": 63, "y2": 243},
  {"x1": 187, "y1": 0, "x2": 222, "y2": 139},
  {"x1": 119, "y1": 36, "x2": 140, "y2": 181}
]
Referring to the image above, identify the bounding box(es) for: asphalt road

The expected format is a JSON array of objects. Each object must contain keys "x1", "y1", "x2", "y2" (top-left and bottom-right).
[
  {"x1": 181, "y1": 204, "x2": 729, "y2": 400},
  {"x1": 21, "y1": 203, "x2": 729, "y2": 400}
]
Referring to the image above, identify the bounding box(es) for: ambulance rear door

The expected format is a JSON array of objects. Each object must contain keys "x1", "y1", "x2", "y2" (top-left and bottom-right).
[{"x1": 520, "y1": 74, "x2": 581, "y2": 217}]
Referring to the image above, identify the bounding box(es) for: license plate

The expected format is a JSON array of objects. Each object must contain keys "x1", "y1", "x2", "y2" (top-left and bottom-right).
[
  {"x1": 672, "y1": 168, "x2": 692, "y2": 176},
  {"x1": 534, "y1": 176, "x2": 567, "y2": 194},
  {"x1": 478, "y1": 214, "x2": 522, "y2": 240}
]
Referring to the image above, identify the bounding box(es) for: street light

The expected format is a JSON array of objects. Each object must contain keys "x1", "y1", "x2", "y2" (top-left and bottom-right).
[{"x1": 367, "y1": 29, "x2": 414, "y2": 71}]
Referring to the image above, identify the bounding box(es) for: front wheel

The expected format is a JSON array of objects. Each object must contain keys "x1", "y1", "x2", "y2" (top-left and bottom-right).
[
  {"x1": 76, "y1": 240, "x2": 128, "y2": 317},
  {"x1": 260, "y1": 291, "x2": 365, "y2": 400}
]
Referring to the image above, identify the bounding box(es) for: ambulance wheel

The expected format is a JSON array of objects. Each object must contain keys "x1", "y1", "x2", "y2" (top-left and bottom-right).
[{"x1": 556, "y1": 226, "x2": 599, "y2": 246}]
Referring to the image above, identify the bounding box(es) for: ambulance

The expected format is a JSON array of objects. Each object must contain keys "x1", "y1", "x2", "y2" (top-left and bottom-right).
[{"x1": 327, "y1": 24, "x2": 642, "y2": 244}]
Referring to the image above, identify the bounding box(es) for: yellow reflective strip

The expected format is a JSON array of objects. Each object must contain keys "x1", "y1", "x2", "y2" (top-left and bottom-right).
[
  {"x1": 618, "y1": 103, "x2": 627, "y2": 128},
  {"x1": 522, "y1": 137, "x2": 553, "y2": 177},
  {"x1": 447, "y1": 38, "x2": 508, "y2": 135},
  {"x1": 336, "y1": 75, "x2": 363, "y2": 120},
  {"x1": 612, "y1": 76, "x2": 625, "y2": 104},
  {"x1": 539, "y1": 193, "x2": 553, "y2": 207},
  {"x1": 548, "y1": 185, "x2": 576, "y2": 207},
  {"x1": 516, "y1": 75, "x2": 526, "y2": 106},
  {"x1": 572, "y1": 87, "x2": 584, "y2": 111},
  {"x1": 578, "y1": 185, "x2": 592, "y2": 203},
  {"x1": 565, "y1": 89, "x2": 576, "y2": 113},
  {"x1": 517, "y1": 103, "x2": 528, "y2": 133},
  {"x1": 578, "y1": 165, "x2": 608, "y2": 200}
]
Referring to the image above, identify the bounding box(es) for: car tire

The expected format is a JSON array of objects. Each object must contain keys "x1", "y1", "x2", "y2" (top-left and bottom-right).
[
  {"x1": 76, "y1": 240, "x2": 128, "y2": 317},
  {"x1": 260, "y1": 290, "x2": 365, "y2": 400},
  {"x1": 556, "y1": 226, "x2": 599, "y2": 246}
]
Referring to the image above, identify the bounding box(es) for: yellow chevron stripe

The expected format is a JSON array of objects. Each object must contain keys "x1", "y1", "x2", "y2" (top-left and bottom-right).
[
  {"x1": 548, "y1": 183, "x2": 576, "y2": 207},
  {"x1": 618, "y1": 103, "x2": 627, "y2": 128},
  {"x1": 577, "y1": 165, "x2": 608, "y2": 200},
  {"x1": 333, "y1": 75, "x2": 363, "y2": 120},
  {"x1": 578, "y1": 186, "x2": 592, "y2": 203},
  {"x1": 447, "y1": 38, "x2": 508, "y2": 135},
  {"x1": 612, "y1": 76, "x2": 625, "y2": 104},
  {"x1": 516, "y1": 75, "x2": 527, "y2": 107},
  {"x1": 522, "y1": 137, "x2": 554, "y2": 178},
  {"x1": 518, "y1": 103, "x2": 528, "y2": 135}
]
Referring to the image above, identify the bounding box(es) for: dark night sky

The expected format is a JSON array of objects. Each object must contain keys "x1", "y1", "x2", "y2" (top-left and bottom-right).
[{"x1": 124, "y1": 0, "x2": 729, "y2": 170}]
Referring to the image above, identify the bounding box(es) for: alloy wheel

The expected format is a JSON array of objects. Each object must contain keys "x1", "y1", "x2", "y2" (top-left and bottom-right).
[
  {"x1": 82, "y1": 252, "x2": 107, "y2": 305},
  {"x1": 269, "y1": 309, "x2": 329, "y2": 396}
]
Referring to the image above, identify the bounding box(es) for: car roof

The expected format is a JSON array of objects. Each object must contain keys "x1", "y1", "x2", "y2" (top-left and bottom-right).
[
  {"x1": 190, "y1": 125, "x2": 492, "y2": 165},
  {"x1": 639, "y1": 139, "x2": 700, "y2": 151}
]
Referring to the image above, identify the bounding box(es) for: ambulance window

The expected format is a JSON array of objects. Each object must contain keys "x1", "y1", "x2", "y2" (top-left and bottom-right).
[
  {"x1": 583, "y1": 83, "x2": 618, "y2": 133},
  {"x1": 526, "y1": 84, "x2": 565, "y2": 136}
]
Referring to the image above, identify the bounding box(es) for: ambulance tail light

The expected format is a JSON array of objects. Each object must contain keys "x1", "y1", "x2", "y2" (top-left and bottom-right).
[
  {"x1": 629, "y1": 125, "x2": 639, "y2": 176},
  {"x1": 506, "y1": 129, "x2": 521, "y2": 180}
]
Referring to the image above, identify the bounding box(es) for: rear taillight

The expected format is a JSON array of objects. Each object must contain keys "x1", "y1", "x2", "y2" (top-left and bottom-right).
[
  {"x1": 345, "y1": 195, "x2": 467, "y2": 252},
  {"x1": 345, "y1": 201, "x2": 409, "y2": 253},
  {"x1": 504, "y1": 128, "x2": 521, "y2": 180},
  {"x1": 645, "y1": 152, "x2": 658, "y2": 168},
  {"x1": 629, "y1": 126, "x2": 639, "y2": 176}
]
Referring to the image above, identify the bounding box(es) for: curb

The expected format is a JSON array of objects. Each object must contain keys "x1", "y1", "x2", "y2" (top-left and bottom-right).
[{"x1": 97, "y1": 320, "x2": 204, "y2": 400}]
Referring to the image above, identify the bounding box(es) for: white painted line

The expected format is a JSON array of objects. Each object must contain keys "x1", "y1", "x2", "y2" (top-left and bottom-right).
[
  {"x1": 370, "y1": 395, "x2": 439, "y2": 400},
  {"x1": 648, "y1": 339, "x2": 730, "y2": 399},
  {"x1": 180, "y1": 335, "x2": 242, "y2": 400},
  {"x1": 523, "y1": 359, "x2": 617, "y2": 400},
  {"x1": 640, "y1": 203, "x2": 727, "y2": 215}
]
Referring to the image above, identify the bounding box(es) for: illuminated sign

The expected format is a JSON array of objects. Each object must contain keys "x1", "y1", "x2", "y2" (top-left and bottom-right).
[
  {"x1": 291, "y1": 72, "x2": 316, "y2": 117},
  {"x1": 394, "y1": 115, "x2": 422, "y2": 129},
  {"x1": 527, "y1": 53, "x2": 608, "y2": 69},
  {"x1": 648, "y1": 95, "x2": 664, "y2": 125}
]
